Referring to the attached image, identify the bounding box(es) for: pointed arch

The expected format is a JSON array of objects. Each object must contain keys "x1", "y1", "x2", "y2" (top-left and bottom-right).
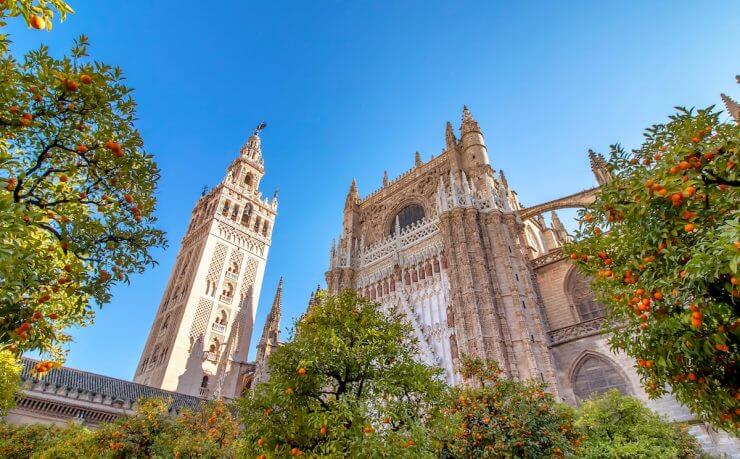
[
  {"x1": 565, "y1": 266, "x2": 604, "y2": 321},
  {"x1": 569, "y1": 350, "x2": 631, "y2": 402}
]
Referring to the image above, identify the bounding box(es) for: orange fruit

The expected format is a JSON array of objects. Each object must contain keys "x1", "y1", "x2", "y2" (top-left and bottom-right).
[
  {"x1": 30, "y1": 15, "x2": 45, "y2": 30},
  {"x1": 65, "y1": 79, "x2": 79, "y2": 92},
  {"x1": 80, "y1": 74, "x2": 93, "y2": 84}
]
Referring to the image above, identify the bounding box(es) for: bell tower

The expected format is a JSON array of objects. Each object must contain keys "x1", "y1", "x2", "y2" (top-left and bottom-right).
[{"x1": 134, "y1": 123, "x2": 278, "y2": 399}]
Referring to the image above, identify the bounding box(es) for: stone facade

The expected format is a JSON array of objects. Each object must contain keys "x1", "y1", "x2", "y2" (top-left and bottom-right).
[
  {"x1": 325, "y1": 107, "x2": 738, "y2": 456},
  {"x1": 134, "y1": 126, "x2": 279, "y2": 400}
]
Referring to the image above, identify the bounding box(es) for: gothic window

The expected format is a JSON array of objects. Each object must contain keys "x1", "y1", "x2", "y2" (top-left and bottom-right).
[
  {"x1": 262, "y1": 221, "x2": 269, "y2": 237},
  {"x1": 245, "y1": 173, "x2": 253, "y2": 187},
  {"x1": 572, "y1": 355, "x2": 629, "y2": 401},
  {"x1": 566, "y1": 269, "x2": 604, "y2": 321},
  {"x1": 201, "y1": 375, "x2": 209, "y2": 388},
  {"x1": 231, "y1": 204, "x2": 240, "y2": 221},
  {"x1": 221, "y1": 200, "x2": 230, "y2": 216},
  {"x1": 389, "y1": 204, "x2": 425, "y2": 236},
  {"x1": 254, "y1": 216, "x2": 261, "y2": 232},
  {"x1": 209, "y1": 337, "x2": 220, "y2": 352}
]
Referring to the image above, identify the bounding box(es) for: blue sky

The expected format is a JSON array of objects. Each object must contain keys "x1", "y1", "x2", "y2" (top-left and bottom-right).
[{"x1": 10, "y1": 1, "x2": 739, "y2": 380}]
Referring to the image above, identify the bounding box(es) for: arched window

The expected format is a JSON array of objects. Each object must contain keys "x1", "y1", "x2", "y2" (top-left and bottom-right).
[
  {"x1": 245, "y1": 173, "x2": 253, "y2": 187},
  {"x1": 253, "y1": 216, "x2": 261, "y2": 232},
  {"x1": 222, "y1": 282, "x2": 234, "y2": 298},
  {"x1": 209, "y1": 337, "x2": 219, "y2": 352},
  {"x1": 566, "y1": 269, "x2": 604, "y2": 321},
  {"x1": 572, "y1": 355, "x2": 629, "y2": 401},
  {"x1": 201, "y1": 375, "x2": 209, "y2": 388},
  {"x1": 241, "y1": 204, "x2": 252, "y2": 226},
  {"x1": 215, "y1": 310, "x2": 228, "y2": 325},
  {"x1": 389, "y1": 204, "x2": 425, "y2": 236}
]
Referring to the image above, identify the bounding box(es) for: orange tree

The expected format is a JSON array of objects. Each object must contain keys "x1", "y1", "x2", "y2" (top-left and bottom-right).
[
  {"x1": 0, "y1": 398, "x2": 239, "y2": 458},
  {"x1": 565, "y1": 106, "x2": 739, "y2": 431},
  {"x1": 0, "y1": 25, "x2": 165, "y2": 365},
  {"x1": 441, "y1": 355, "x2": 581, "y2": 457},
  {"x1": 0, "y1": 0, "x2": 73, "y2": 33},
  {"x1": 575, "y1": 389, "x2": 699, "y2": 458},
  {"x1": 237, "y1": 290, "x2": 450, "y2": 458},
  {"x1": 91, "y1": 398, "x2": 239, "y2": 458}
]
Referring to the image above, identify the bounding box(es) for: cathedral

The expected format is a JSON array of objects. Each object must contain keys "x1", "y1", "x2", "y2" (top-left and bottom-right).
[{"x1": 325, "y1": 106, "x2": 738, "y2": 453}]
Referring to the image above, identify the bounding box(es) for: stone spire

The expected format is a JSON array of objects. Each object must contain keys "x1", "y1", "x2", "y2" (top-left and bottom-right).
[
  {"x1": 445, "y1": 121, "x2": 457, "y2": 150},
  {"x1": 415, "y1": 151, "x2": 423, "y2": 167},
  {"x1": 498, "y1": 169, "x2": 509, "y2": 189},
  {"x1": 383, "y1": 171, "x2": 389, "y2": 186},
  {"x1": 588, "y1": 149, "x2": 612, "y2": 185},
  {"x1": 550, "y1": 211, "x2": 569, "y2": 243},
  {"x1": 721, "y1": 93, "x2": 740, "y2": 123},
  {"x1": 460, "y1": 105, "x2": 481, "y2": 134},
  {"x1": 252, "y1": 277, "x2": 283, "y2": 386},
  {"x1": 345, "y1": 178, "x2": 360, "y2": 208}
]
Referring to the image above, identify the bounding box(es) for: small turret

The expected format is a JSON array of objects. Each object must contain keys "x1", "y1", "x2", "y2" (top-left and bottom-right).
[
  {"x1": 445, "y1": 121, "x2": 457, "y2": 150},
  {"x1": 459, "y1": 105, "x2": 490, "y2": 173},
  {"x1": 551, "y1": 211, "x2": 569, "y2": 244},
  {"x1": 415, "y1": 151, "x2": 423, "y2": 167},
  {"x1": 383, "y1": 171, "x2": 389, "y2": 186},
  {"x1": 343, "y1": 179, "x2": 361, "y2": 238},
  {"x1": 345, "y1": 179, "x2": 360, "y2": 208}
]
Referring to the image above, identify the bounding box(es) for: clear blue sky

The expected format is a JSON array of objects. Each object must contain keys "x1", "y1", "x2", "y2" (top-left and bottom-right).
[{"x1": 9, "y1": 1, "x2": 739, "y2": 380}]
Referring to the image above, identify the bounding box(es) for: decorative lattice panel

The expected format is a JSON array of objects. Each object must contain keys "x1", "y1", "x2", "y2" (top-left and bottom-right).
[
  {"x1": 189, "y1": 298, "x2": 214, "y2": 341},
  {"x1": 239, "y1": 257, "x2": 258, "y2": 304},
  {"x1": 206, "y1": 243, "x2": 228, "y2": 282}
]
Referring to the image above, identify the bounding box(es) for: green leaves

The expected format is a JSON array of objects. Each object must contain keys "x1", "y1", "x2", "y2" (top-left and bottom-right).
[
  {"x1": 0, "y1": 36, "x2": 165, "y2": 362},
  {"x1": 443, "y1": 356, "x2": 581, "y2": 457},
  {"x1": 566, "y1": 106, "x2": 739, "y2": 431},
  {"x1": 0, "y1": 398, "x2": 239, "y2": 458},
  {"x1": 575, "y1": 390, "x2": 700, "y2": 458}
]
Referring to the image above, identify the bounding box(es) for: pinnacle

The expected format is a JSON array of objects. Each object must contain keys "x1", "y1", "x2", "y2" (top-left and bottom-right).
[
  {"x1": 460, "y1": 105, "x2": 480, "y2": 134},
  {"x1": 720, "y1": 93, "x2": 739, "y2": 122}
]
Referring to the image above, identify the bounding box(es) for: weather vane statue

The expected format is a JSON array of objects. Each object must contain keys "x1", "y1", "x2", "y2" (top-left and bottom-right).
[{"x1": 253, "y1": 121, "x2": 267, "y2": 136}]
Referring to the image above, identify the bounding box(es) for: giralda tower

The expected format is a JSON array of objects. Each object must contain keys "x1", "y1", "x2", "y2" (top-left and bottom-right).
[{"x1": 134, "y1": 125, "x2": 278, "y2": 399}]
